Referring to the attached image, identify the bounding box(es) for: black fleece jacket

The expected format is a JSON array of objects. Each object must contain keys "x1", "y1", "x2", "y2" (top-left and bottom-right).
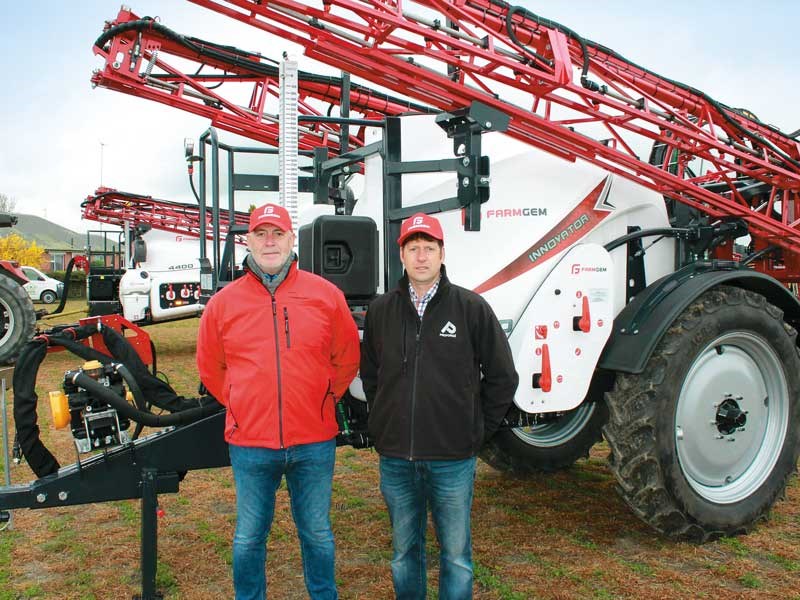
[{"x1": 360, "y1": 266, "x2": 519, "y2": 460}]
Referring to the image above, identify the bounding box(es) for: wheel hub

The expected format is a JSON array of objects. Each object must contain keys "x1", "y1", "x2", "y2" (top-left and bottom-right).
[{"x1": 715, "y1": 397, "x2": 747, "y2": 435}]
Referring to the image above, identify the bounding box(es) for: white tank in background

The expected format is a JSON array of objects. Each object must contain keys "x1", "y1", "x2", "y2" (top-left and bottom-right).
[{"x1": 119, "y1": 227, "x2": 247, "y2": 323}]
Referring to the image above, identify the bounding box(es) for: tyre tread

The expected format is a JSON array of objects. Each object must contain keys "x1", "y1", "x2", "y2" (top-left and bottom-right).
[
  {"x1": 0, "y1": 275, "x2": 36, "y2": 363},
  {"x1": 603, "y1": 285, "x2": 800, "y2": 541}
]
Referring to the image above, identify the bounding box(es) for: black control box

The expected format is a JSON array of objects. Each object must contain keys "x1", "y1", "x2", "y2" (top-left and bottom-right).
[{"x1": 298, "y1": 215, "x2": 378, "y2": 301}]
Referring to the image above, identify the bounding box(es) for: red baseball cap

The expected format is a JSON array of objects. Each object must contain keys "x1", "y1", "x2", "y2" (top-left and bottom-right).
[
  {"x1": 249, "y1": 203, "x2": 293, "y2": 233},
  {"x1": 397, "y1": 212, "x2": 444, "y2": 246}
]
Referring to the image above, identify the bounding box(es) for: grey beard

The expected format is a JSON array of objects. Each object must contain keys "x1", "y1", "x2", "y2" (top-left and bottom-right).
[{"x1": 246, "y1": 251, "x2": 296, "y2": 295}]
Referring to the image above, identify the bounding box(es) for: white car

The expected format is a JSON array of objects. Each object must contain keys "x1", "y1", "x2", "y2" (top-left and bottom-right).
[{"x1": 21, "y1": 266, "x2": 64, "y2": 304}]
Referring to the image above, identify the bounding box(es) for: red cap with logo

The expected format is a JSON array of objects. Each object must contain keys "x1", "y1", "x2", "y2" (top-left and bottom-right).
[
  {"x1": 397, "y1": 212, "x2": 444, "y2": 245},
  {"x1": 249, "y1": 203, "x2": 293, "y2": 233}
]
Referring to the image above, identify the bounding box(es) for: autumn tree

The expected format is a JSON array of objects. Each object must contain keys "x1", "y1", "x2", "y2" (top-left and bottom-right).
[{"x1": 0, "y1": 233, "x2": 45, "y2": 267}]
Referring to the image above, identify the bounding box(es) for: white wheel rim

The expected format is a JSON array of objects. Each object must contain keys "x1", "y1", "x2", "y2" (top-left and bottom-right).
[
  {"x1": 675, "y1": 331, "x2": 789, "y2": 504},
  {"x1": 0, "y1": 296, "x2": 15, "y2": 343},
  {"x1": 512, "y1": 402, "x2": 597, "y2": 448}
]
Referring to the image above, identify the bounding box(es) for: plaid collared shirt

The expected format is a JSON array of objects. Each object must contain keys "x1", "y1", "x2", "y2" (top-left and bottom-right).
[{"x1": 409, "y1": 277, "x2": 440, "y2": 318}]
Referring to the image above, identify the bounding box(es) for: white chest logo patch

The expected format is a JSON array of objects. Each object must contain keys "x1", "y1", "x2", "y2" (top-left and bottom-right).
[{"x1": 440, "y1": 321, "x2": 457, "y2": 338}]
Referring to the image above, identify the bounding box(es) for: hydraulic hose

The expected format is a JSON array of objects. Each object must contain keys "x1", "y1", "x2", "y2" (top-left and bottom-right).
[
  {"x1": 116, "y1": 363, "x2": 148, "y2": 411},
  {"x1": 48, "y1": 255, "x2": 83, "y2": 315},
  {"x1": 95, "y1": 19, "x2": 434, "y2": 115},
  {"x1": 491, "y1": 1, "x2": 800, "y2": 170},
  {"x1": 12, "y1": 340, "x2": 60, "y2": 478},
  {"x1": 12, "y1": 320, "x2": 223, "y2": 478},
  {"x1": 72, "y1": 371, "x2": 221, "y2": 428}
]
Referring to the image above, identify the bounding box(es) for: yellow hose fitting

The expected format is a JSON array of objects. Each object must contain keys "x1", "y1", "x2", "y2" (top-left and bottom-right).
[{"x1": 48, "y1": 391, "x2": 70, "y2": 429}]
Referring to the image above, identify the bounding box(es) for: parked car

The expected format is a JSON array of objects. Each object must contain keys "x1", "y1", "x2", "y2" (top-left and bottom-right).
[{"x1": 21, "y1": 266, "x2": 63, "y2": 304}]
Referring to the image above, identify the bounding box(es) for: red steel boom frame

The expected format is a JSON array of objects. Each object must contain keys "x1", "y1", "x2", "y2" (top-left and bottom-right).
[
  {"x1": 82, "y1": 187, "x2": 249, "y2": 241},
  {"x1": 180, "y1": 0, "x2": 800, "y2": 281},
  {"x1": 91, "y1": 7, "x2": 433, "y2": 152}
]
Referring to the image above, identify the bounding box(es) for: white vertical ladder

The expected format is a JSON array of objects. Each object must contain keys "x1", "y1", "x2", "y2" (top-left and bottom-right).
[{"x1": 279, "y1": 53, "x2": 299, "y2": 245}]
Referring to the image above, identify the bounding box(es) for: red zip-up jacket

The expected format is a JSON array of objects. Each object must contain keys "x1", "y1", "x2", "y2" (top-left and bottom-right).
[{"x1": 196, "y1": 263, "x2": 360, "y2": 448}]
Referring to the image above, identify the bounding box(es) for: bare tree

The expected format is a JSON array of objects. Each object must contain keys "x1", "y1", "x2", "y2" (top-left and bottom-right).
[{"x1": 0, "y1": 193, "x2": 17, "y2": 213}]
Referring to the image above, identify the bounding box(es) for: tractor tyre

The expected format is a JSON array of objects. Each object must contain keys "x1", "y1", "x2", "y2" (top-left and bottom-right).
[
  {"x1": 480, "y1": 399, "x2": 608, "y2": 474},
  {"x1": 603, "y1": 285, "x2": 800, "y2": 541},
  {"x1": 0, "y1": 275, "x2": 36, "y2": 364}
]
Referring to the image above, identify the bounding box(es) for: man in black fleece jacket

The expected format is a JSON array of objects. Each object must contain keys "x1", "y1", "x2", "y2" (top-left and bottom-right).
[{"x1": 361, "y1": 212, "x2": 519, "y2": 600}]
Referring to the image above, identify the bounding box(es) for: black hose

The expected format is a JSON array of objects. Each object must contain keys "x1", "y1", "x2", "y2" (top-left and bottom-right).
[
  {"x1": 49, "y1": 331, "x2": 113, "y2": 364},
  {"x1": 99, "y1": 326, "x2": 207, "y2": 414},
  {"x1": 741, "y1": 245, "x2": 780, "y2": 266},
  {"x1": 490, "y1": 1, "x2": 800, "y2": 170},
  {"x1": 116, "y1": 363, "x2": 148, "y2": 411},
  {"x1": 95, "y1": 19, "x2": 434, "y2": 115},
  {"x1": 12, "y1": 341, "x2": 60, "y2": 478},
  {"x1": 502, "y1": 3, "x2": 596, "y2": 90},
  {"x1": 48, "y1": 255, "x2": 83, "y2": 315},
  {"x1": 504, "y1": 6, "x2": 552, "y2": 68},
  {"x1": 189, "y1": 170, "x2": 201, "y2": 204},
  {"x1": 11, "y1": 319, "x2": 222, "y2": 478},
  {"x1": 73, "y1": 372, "x2": 221, "y2": 428},
  {"x1": 604, "y1": 227, "x2": 689, "y2": 252}
]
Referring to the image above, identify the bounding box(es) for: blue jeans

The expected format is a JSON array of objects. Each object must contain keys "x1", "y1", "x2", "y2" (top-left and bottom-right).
[
  {"x1": 379, "y1": 456, "x2": 477, "y2": 600},
  {"x1": 229, "y1": 440, "x2": 338, "y2": 600}
]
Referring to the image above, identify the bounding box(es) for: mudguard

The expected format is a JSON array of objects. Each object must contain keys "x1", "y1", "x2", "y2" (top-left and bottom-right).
[{"x1": 599, "y1": 262, "x2": 800, "y2": 374}]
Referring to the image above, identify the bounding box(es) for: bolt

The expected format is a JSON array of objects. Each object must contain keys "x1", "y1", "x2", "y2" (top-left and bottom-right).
[
  {"x1": 58, "y1": 491, "x2": 68, "y2": 501},
  {"x1": 462, "y1": 157, "x2": 470, "y2": 167},
  {"x1": 676, "y1": 426, "x2": 684, "y2": 440},
  {"x1": 462, "y1": 177, "x2": 470, "y2": 188},
  {"x1": 485, "y1": 121, "x2": 492, "y2": 128},
  {"x1": 479, "y1": 176, "x2": 490, "y2": 185},
  {"x1": 725, "y1": 475, "x2": 733, "y2": 483},
  {"x1": 727, "y1": 437, "x2": 735, "y2": 442},
  {"x1": 36, "y1": 493, "x2": 46, "y2": 504}
]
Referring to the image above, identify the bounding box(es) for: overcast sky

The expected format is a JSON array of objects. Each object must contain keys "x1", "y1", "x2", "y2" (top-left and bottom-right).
[{"x1": 1, "y1": 1, "x2": 798, "y2": 233}]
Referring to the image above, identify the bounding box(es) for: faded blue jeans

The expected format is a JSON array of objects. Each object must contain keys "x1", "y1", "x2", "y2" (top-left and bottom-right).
[
  {"x1": 379, "y1": 455, "x2": 477, "y2": 600},
  {"x1": 228, "y1": 440, "x2": 338, "y2": 600}
]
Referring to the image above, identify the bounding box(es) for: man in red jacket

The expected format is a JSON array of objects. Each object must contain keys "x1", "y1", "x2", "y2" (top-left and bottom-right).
[{"x1": 197, "y1": 203, "x2": 360, "y2": 600}]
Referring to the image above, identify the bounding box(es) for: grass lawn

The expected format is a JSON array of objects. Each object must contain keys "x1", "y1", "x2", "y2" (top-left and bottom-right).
[{"x1": 0, "y1": 299, "x2": 798, "y2": 599}]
